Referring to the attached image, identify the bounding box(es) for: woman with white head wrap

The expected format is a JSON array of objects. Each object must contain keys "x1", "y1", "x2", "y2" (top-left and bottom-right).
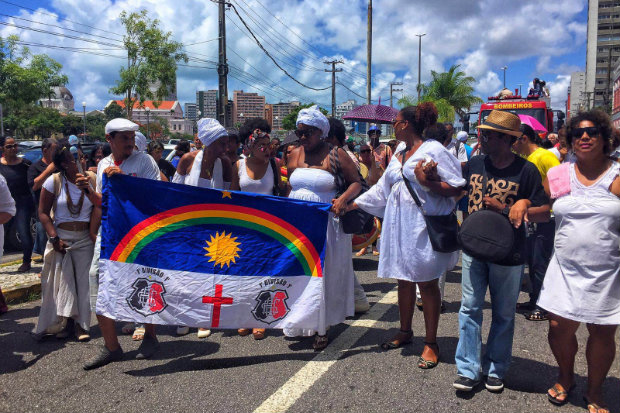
[
  {"x1": 171, "y1": 118, "x2": 232, "y2": 338},
  {"x1": 283, "y1": 105, "x2": 364, "y2": 350},
  {"x1": 134, "y1": 131, "x2": 147, "y2": 153}
]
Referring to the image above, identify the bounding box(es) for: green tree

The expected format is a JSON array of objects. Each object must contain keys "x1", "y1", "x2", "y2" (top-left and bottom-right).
[
  {"x1": 0, "y1": 35, "x2": 68, "y2": 113},
  {"x1": 397, "y1": 95, "x2": 455, "y2": 124},
  {"x1": 104, "y1": 101, "x2": 125, "y2": 120},
  {"x1": 86, "y1": 112, "x2": 107, "y2": 141},
  {"x1": 5, "y1": 105, "x2": 63, "y2": 139},
  {"x1": 424, "y1": 64, "x2": 483, "y2": 118},
  {"x1": 281, "y1": 104, "x2": 329, "y2": 130},
  {"x1": 110, "y1": 10, "x2": 187, "y2": 119},
  {"x1": 61, "y1": 113, "x2": 84, "y2": 136}
]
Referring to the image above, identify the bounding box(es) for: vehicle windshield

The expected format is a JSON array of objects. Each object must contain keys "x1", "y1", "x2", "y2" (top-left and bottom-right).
[{"x1": 480, "y1": 108, "x2": 546, "y2": 128}]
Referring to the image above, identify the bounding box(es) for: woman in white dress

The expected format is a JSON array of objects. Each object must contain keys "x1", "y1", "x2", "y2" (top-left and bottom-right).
[
  {"x1": 35, "y1": 142, "x2": 98, "y2": 341},
  {"x1": 347, "y1": 103, "x2": 465, "y2": 369},
  {"x1": 538, "y1": 110, "x2": 620, "y2": 413},
  {"x1": 231, "y1": 119, "x2": 280, "y2": 340},
  {"x1": 173, "y1": 118, "x2": 232, "y2": 338},
  {"x1": 285, "y1": 105, "x2": 362, "y2": 350}
]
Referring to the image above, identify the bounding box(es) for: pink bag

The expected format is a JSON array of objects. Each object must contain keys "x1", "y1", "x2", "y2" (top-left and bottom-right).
[{"x1": 547, "y1": 163, "x2": 571, "y2": 199}]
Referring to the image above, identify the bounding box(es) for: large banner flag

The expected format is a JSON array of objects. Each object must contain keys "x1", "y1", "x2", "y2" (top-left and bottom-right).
[{"x1": 97, "y1": 175, "x2": 330, "y2": 331}]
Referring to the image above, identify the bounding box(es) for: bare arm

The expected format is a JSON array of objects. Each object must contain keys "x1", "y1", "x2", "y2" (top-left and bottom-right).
[
  {"x1": 32, "y1": 163, "x2": 56, "y2": 191},
  {"x1": 414, "y1": 160, "x2": 464, "y2": 197},
  {"x1": 0, "y1": 212, "x2": 11, "y2": 225},
  {"x1": 331, "y1": 148, "x2": 362, "y2": 215},
  {"x1": 230, "y1": 160, "x2": 241, "y2": 191},
  {"x1": 38, "y1": 188, "x2": 68, "y2": 253}
]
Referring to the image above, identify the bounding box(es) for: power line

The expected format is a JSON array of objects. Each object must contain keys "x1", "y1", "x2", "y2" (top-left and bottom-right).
[
  {"x1": 227, "y1": 3, "x2": 329, "y2": 91},
  {"x1": 0, "y1": 21, "x2": 122, "y2": 48}
]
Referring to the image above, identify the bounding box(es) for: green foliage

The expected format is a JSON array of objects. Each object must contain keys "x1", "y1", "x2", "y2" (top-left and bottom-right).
[
  {"x1": 424, "y1": 64, "x2": 483, "y2": 117},
  {"x1": 104, "y1": 101, "x2": 125, "y2": 120},
  {"x1": 0, "y1": 35, "x2": 68, "y2": 113},
  {"x1": 281, "y1": 103, "x2": 328, "y2": 130},
  {"x1": 396, "y1": 95, "x2": 455, "y2": 124},
  {"x1": 110, "y1": 10, "x2": 188, "y2": 118},
  {"x1": 5, "y1": 105, "x2": 63, "y2": 139}
]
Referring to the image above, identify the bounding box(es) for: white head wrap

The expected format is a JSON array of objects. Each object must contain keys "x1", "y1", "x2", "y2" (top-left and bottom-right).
[
  {"x1": 296, "y1": 105, "x2": 330, "y2": 138},
  {"x1": 456, "y1": 131, "x2": 468, "y2": 142},
  {"x1": 105, "y1": 118, "x2": 139, "y2": 134},
  {"x1": 197, "y1": 118, "x2": 228, "y2": 147},
  {"x1": 134, "y1": 131, "x2": 147, "y2": 152},
  {"x1": 68, "y1": 135, "x2": 79, "y2": 145}
]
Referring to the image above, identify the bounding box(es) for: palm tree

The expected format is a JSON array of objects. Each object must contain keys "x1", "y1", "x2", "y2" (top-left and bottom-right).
[
  {"x1": 397, "y1": 95, "x2": 455, "y2": 124},
  {"x1": 425, "y1": 64, "x2": 483, "y2": 118}
]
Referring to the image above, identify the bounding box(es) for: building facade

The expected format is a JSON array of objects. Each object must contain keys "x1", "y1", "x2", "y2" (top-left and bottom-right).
[
  {"x1": 184, "y1": 103, "x2": 198, "y2": 121},
  {"x1": 232, "y1": 90, "x2": 266, "y2": 125},
  {"x1": 612, "y1": 58, "x2": 620, "y2": 127},
  {"x1": 39, "y1": 86, "x2": 74, "y2": 113},
  {"x1": 169, "y1": 118, "x2": 195, "y2": 135},
  {"x1": 105, "y1": 100, "x2": 183, "y2": 136},
  {"x1": 271, "y1": 101, "x2": 300, "y2": 130},
  {"x1": 585, "y1": 0, "x2": 620, "y2": 110},
  {"x1": 335, "y1": 99, "x2": 359, "y2": 130},
  {"x1": 196, "y1": 90, "x2": 217, "y2": 119},
  {"x1": 568, "y1": 71, "x2": 586, "y2": 118}
]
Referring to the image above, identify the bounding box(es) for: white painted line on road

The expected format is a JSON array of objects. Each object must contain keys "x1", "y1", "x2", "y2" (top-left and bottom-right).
[{"x1": 253, "y1": 288, "x2": 398, "y2": 413}]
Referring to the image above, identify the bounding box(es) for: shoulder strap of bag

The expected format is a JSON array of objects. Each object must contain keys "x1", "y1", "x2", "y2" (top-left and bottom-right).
[
  {"x1": 50, "y1": 172, "x2": 62, "y2": 218},
  {"x1": 398, "y1": 149, "x2": 424, "y2": 212},
  {"x1": 329, "y1": 146, "x2": 346, "y2": 193}
]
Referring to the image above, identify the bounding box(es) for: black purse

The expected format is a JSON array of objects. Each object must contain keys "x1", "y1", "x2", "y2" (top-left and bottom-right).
[
  {"x1": 457, "y1": 157, "x2": 515, "y2": 262},
  {"x1": 330, "y1": 147, "x2": 375, "y2": 234},
  {"x1": 401, "y1": 165, "x2": 460, "y2": 253}
]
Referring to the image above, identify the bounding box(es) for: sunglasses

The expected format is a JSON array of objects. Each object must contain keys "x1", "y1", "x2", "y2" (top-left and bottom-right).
[
  {"x1": 360, "y1": 149, "x2": 371, "y2": 154},
  {"x1": 571, "y1": 127, "x2": 599, "y2": 139},
  {"x1": 3, "y1": 144, "x2": 17, "y2": 149},
  {"x1": 294, "y1": 128, "x2": 317, "y2": 138}
]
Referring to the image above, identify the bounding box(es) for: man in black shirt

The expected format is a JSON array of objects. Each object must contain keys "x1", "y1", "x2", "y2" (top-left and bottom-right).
[
  {"x1": 453, "y1": 110, "x2": 550, "y2": 393},
  {"x1": 27, "y1": 138, "x2": 57, "y2": 258}
]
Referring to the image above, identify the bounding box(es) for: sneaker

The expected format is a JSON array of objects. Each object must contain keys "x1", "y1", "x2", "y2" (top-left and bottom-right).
[
  {"x1": 485, "y1": 376, "x2": 504, "y2": 393},
  {"x1": 197, "y1": 328, "x2": 212, "y2": 339},
  {"x1": 453, "y1": 376, "x2": 480, "y2": 392},
  {"x1": 136, "y1": 335, "x2": 159, "y2": 359},
  {"x1": 17, "y1": 262, "x2": 31, "y2": 273},
  {"x1": 354, "y1": 298, "x2": 370, "y2": 313},
  {"x1": 176, "y1": 326, "x2": 190, "y2": 336},
  {"x1": 83, "y1": 345, "x2": 123, "y2": 370}
]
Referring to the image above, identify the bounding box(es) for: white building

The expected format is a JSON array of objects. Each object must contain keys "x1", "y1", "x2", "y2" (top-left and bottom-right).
[
  {"x1": 335, "y1": 99, "x2": 359, "y2": 130},
  {"x1": 569, "y1": 71, "x2": 586, "y2": 117}
]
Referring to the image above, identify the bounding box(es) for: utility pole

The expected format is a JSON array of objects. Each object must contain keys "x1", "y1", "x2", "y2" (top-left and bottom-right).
[
  {"x1": 325, "y1": 60, "x2": 343, "y2": 116},
  {"x1": 367, "y1": 0, "x2": 372, "y2": 104},
  {"x1": 416, "y1": 34, "x2": 426, "y2": 102},
  {"x1": 501, "y1": 66, "x2": 508, "y2": 89},
  {"x1": 216, "y1": 0, "x2": 230, "y2": 127},
  {"x1": 518, "y1": 83, "x2": 523, "y2": 96},
  {"x1": 389, "y1": 82, "x2": 403, "y2": 108}
]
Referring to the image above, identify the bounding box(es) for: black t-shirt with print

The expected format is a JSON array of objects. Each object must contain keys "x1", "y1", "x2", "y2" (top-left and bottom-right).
[{"x1": 463, "y1": 154, "x2": 548, "y2": 266}]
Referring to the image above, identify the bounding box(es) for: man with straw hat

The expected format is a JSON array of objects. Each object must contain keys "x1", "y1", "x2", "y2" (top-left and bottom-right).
[{"x1": 452, "y1": 110, "x2": 550, "y2": 393}]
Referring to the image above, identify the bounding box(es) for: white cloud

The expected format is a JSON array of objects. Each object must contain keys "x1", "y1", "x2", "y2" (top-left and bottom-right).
[
  {"x1": 0, "y1": 0, "x2": 587, "y2": 115},
  {"x1": 548, "y1": 75, "x2": 571, "y2": 110}
]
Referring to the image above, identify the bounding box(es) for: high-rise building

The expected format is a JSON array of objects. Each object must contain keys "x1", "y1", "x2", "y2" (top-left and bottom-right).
[
  {"x1": 271, "y1": 101, "x2": 300, "y2": 130},
  {"x1": 335, "y1": 99, "x2": 359, "y2": 130},
  {"x1": 232, "y1": 90, "x2": 266, "y2": 125},
  {"x1": 264, "y1": 104, "x2": 273, "y2": 127},
  {"x1": 585, "y1": 0, "x2": 620, "y2": 110},
  {"x1": 196, "y1": 90, "x2": 217, "y2": 119},
  {"x1": 612, "y1": 59, "x2": 620, "y2": 127},
  {"x1": 568, "y1": 72, "x2": 586, "y2": 118},
  {"x1": 184, "y1": 103, "x2": 198, "y2": 121}
]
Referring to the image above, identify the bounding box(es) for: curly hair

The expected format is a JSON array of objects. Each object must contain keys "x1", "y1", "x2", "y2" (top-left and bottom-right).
[
  {"x1": 519, "y1": 124, "x2": 543, "y2": 146},
  {"x1": 239, "y1": 118, "x2": 272, "y2": 143},
  {"x1": 567, "y1": 109, "x2": 615, "y2": 155},
  {"x1": 328, "y1": 117, "x2": 346, "y2": 146},
  {"x1": 423, "y1": 122, "x2": 449, "y2": 143},
  {"x1": 400, "y1": 102, "x2": 438, "y2": 136}
]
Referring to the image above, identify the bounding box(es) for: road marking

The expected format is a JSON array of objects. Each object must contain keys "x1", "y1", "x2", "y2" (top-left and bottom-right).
[{"x1": 253, "y1": 288, "x2": 398, "y2": 413}]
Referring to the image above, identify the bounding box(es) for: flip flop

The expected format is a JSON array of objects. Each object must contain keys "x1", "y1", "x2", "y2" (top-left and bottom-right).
[
  {"x1": 380, "y1": 330, "x2": 413, "y2": 350},
  {"x1": 526, "y1": 308, "x2": 549, "y2": 321},
  {"x1": 584, "y1": 396, "x2": 610, "y2": 413},
  {"x1": 547, "y1": 382, "x2": 575, "y2": 406},
  {"x1": 132, "y1": 326, "x2": 145, "y2": 341}
]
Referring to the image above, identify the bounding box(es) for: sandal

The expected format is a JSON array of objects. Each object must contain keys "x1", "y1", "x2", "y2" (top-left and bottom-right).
[
  {"x1": 252, "y1": 328, "x2": 266, "y2": 340},
  {"x1": 547, "y1": 382, "x2": 575, "y2": 406},
  {"x1": 132, "y1": 326, "x2": 145, "y2": 341},
  {"x1": 312, "y1": 334, "x2": 328, "y2": 351},
  {"x1": 415, "y1": 298, "x2": 423, "y2": 311},
  {"x1": 355, "y1": 247, "x2": 368, "y2": 257},
  {"x1": 380, "y1": 329, "x2": 413, "y2": 350},
  {"x1": 418, "y1": 341, "x2": 440, "y2": 369},
  {"x1": 584, "y1": 396, "x2": 610, "y2": 413},
  {"x1": 75, "y1": 325, "x2": 91, "y2": 342},
  {"x1": 526, "y1": 308, "x2": 549, "y2": 321}
]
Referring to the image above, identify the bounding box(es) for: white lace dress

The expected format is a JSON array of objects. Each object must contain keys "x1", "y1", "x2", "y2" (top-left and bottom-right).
[
  {"x1": 538, "y1": 162, "x2": 620, "y2": 324},
  {"x1": 283, "y1": 168, "x2": 356, "y2": 336}
]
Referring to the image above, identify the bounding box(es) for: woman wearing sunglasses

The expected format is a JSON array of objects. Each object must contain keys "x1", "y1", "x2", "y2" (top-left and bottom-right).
[
  {"x1": 0, "y1": 136, "x2": 34, "y2": 272},
  {"x1": 538, "y1": 110, "x2": 620, "y2": 413},
  {"x1": 284, "y1": 105, "x2": 362, "y2": 350}
]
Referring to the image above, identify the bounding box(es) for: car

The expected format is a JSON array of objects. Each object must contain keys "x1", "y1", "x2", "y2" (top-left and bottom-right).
[
  {"x1": 18, "y1": 146, "x2": 43, "y2": 164},
  {"x1": 163, "y1": 144, "x2": 177, "y2": 162},
  {"x1": 167, "y1": 139, "x2": 181, "y2": 145}
]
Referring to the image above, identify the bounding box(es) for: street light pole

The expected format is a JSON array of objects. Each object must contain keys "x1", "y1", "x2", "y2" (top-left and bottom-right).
[
  {"x1": 416, "y1": 33, "x2": 426, "y2": 102},
  {"x1": 501, "y1": 66, "x2": 508, "y2": 89},
  {"x1": 82, "y1": 101, "x2": 86, "y2": 140},
  {"x1": 146, "y1": 107, "x2": 150, "y2": 139}
]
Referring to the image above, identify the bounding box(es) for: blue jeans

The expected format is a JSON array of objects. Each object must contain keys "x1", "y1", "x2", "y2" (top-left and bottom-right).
[
  {"x1": 33, "y1": 220, "x2": 47, "y2": 256},
  {"x1": 6, "y1": 195, "x2": 34, "y2": 262},
  {"x1": 526, "y1": 219, "x2": 555, "y2": 306},
  {"x1": 455, "y1": 253, "x2": 523, "y2": 380}
]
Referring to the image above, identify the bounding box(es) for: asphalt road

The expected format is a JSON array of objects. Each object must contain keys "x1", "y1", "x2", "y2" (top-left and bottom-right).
[{"x1": 1, "y1": 254, "x2": 618, "y2": 413}]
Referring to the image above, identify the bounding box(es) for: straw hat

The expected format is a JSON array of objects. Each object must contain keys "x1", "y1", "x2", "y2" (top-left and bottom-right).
[{"x1": 477, "y1": 110, "x2": 522, "y2": 138}]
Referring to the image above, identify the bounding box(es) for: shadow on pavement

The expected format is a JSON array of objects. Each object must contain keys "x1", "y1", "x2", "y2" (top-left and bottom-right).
[{"x1": 353, "y1": 258, "x2": 378, "y2": 272}]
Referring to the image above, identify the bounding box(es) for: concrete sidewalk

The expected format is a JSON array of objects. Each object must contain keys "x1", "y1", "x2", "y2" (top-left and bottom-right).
[{"x1": 0, "y1": 257, "x2": 43, "y2": 303}]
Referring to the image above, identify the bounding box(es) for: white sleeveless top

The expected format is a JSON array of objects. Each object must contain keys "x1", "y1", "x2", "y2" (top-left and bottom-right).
[
  {"x1": 172, "y1": 150, "x2": 230, "y2": 190},
  {"x1": 238, "y1": 158, "x2": 274, "y2": 195}
]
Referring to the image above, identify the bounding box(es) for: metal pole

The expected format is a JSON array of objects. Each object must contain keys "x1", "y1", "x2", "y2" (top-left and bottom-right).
[
  {"x1": 416, "y1": 34, "x2": 426, "y2": 102},
  {"x1": 217, "y1": 0, "x2": 229, "y2": 127},
  {"x1": 82, "y1": 102, "x2": 86, "y2": 140},
  {"x1": 147, "y1": 110, "x2": 150, "y2": 139},
  {"x1": 518, "y1": 83, "x2": 522, "y2": 96},
  {"x1": 325, "y1": 60, "x2": 343, "y2": 117},
  {"x1": 0, "y1": 103, "x2": 4, "y2": 136},
  {"x1": 366, "y1": 0, "x2": 372, "y2": 104},
  {"x1": 501, "y1": 66, "x2": 507, "y2": 89}
]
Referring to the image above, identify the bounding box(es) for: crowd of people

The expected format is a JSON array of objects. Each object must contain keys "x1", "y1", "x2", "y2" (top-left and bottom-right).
[{"x1": 0, "y1": 102, "x2": 619, "y2": 413}]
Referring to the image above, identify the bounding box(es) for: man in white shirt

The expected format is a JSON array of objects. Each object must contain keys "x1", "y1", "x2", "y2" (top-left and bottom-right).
[
  {"x1": 79, "y1": 118, "x2": 160, "y2": 370},
  {"x1": 0, "y1": 174, "x2": 16, "y2": 314},
  {"x1": 444, "y1": 123, "x2": 468, "y2": 166}
]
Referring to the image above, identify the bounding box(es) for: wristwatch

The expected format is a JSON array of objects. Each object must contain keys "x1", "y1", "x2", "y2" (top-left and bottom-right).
[
  {"x1": 501, "y1": 206, "x2": 511, "y2": 217},
  {"x1": 49, "y1": 235, "x2": 60, "y2": 243}
]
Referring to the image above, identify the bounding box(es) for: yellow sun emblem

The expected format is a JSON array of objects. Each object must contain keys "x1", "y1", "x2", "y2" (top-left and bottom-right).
[{"x1": 204, "y1": 231, "x2": 241, "y2": 269}]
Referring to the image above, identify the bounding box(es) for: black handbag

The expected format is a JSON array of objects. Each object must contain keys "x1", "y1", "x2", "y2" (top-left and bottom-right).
[
  {"x1": 457, "y1": 157, "x2": 515, "y2": 262},
  {"x1": 330, "y1": 147, "x2": 375, "y2": 234},
  {"x1": 401, "y1": 167, "x2": 460, "y2": 253}
]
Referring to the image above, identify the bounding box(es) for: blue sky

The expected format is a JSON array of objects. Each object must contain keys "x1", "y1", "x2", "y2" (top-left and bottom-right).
[{"x1": 0, "y1": 0, "x2": 588, "y2": 112}]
